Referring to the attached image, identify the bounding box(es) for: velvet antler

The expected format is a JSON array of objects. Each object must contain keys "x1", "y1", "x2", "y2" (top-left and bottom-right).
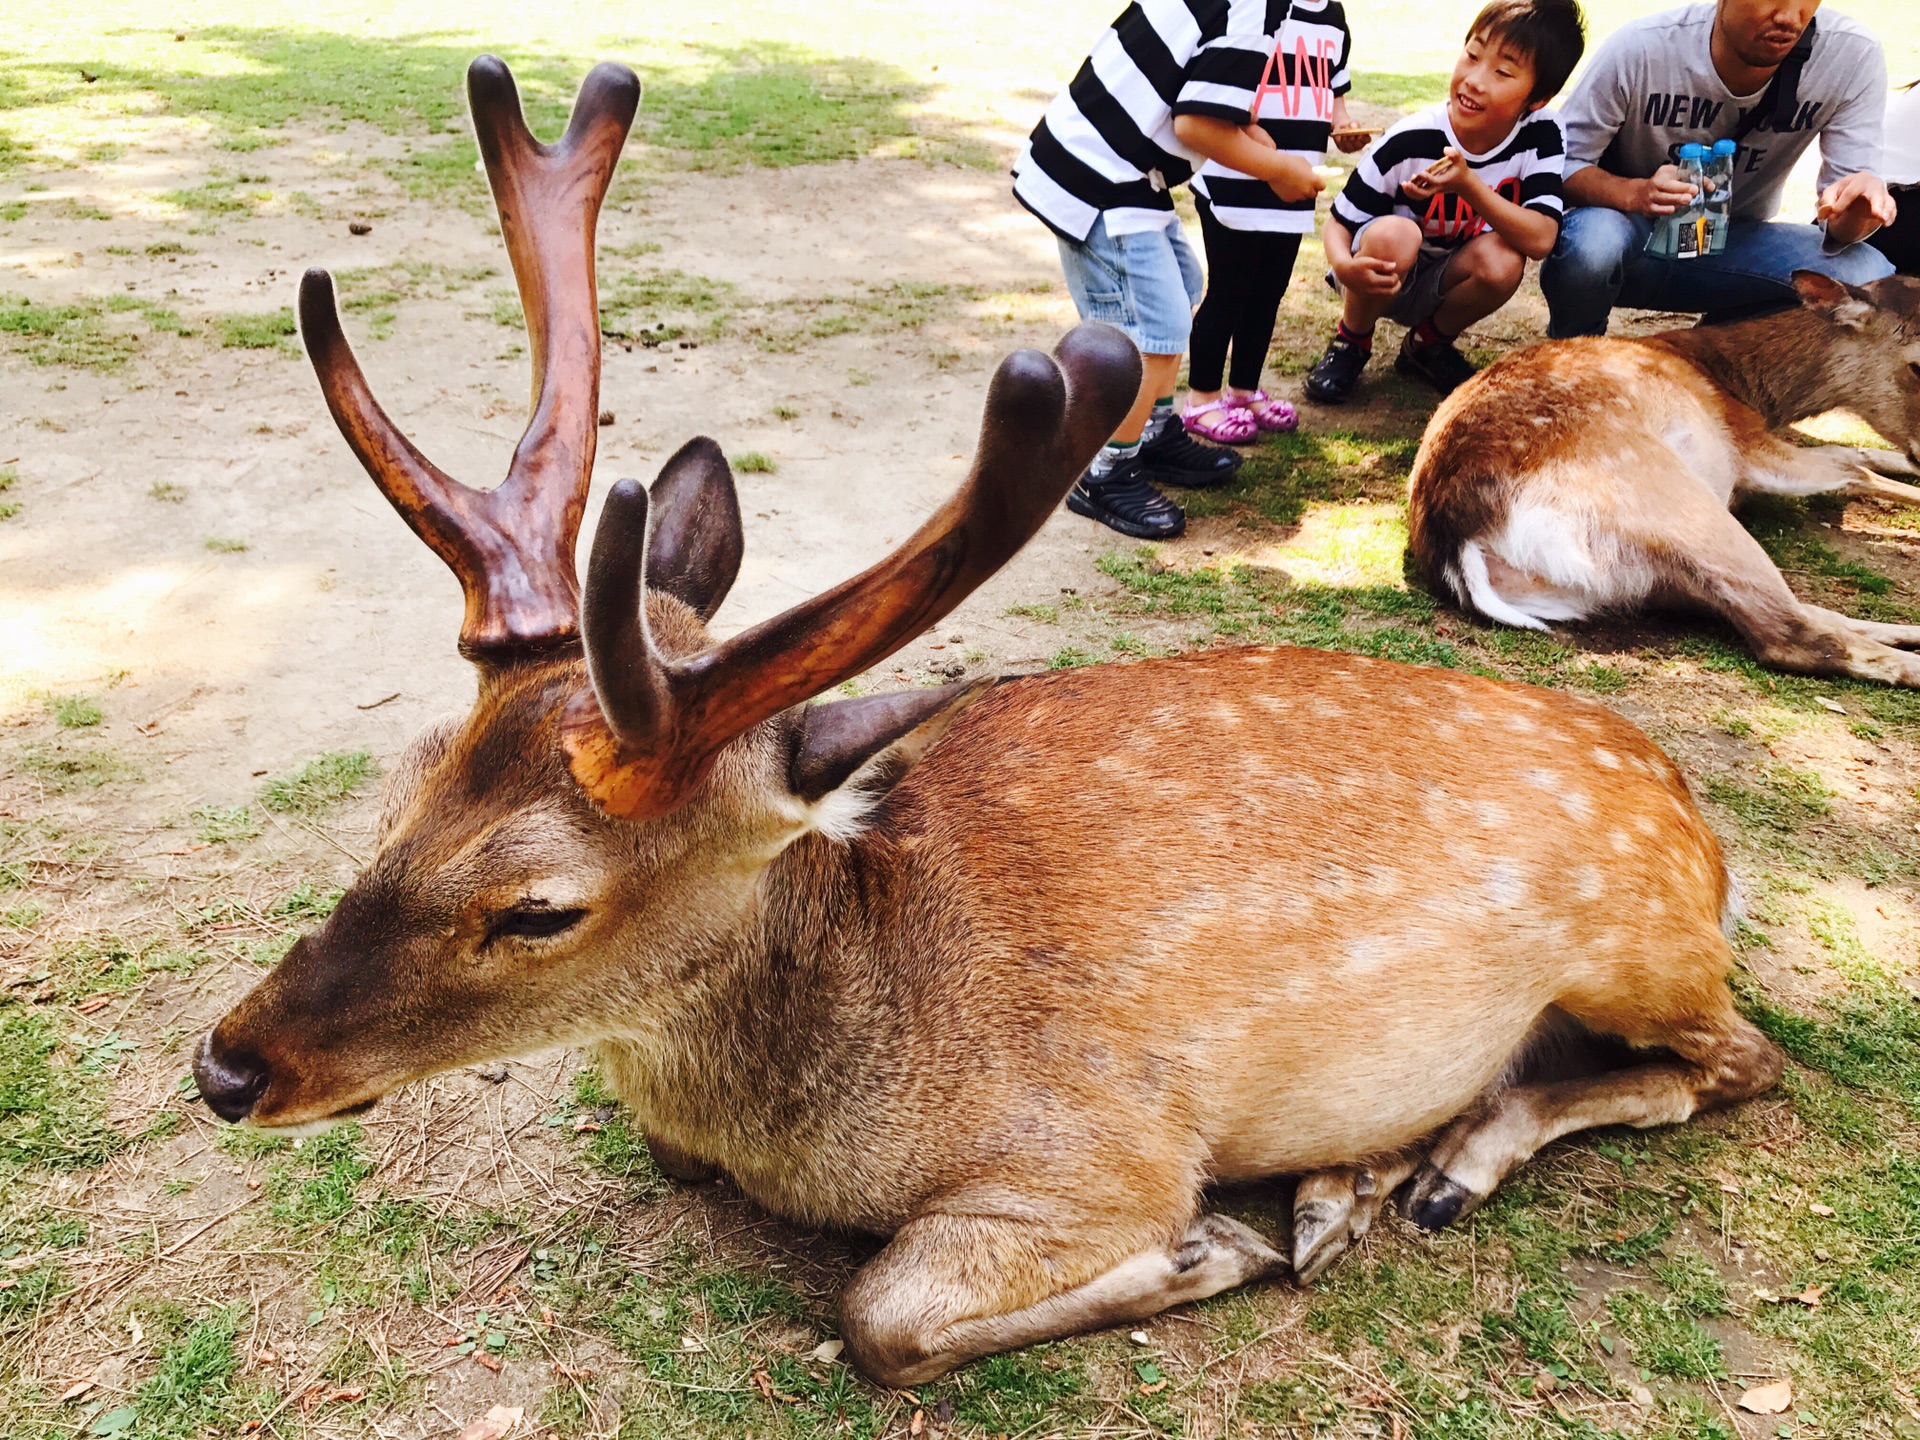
[
  {"x1": 299, "y1": 57, "x2": 640, "y2": 660},
  {"x1": 560, "y1": 322, "x2": 1142, "y2": 820}
]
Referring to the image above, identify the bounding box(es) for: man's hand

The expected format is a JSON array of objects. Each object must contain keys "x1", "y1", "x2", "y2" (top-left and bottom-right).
[
  {"x1": 1269, "y1": 155, "x2": 1325, "y2": 203},
  {"x1": 1817, "y1": 172, "x2": 1897, "y2": 243},
  {"x1": 1633, "y1": 164, "x2": 1699, "y2": 216},
  {"x1": 1332, "y1": 251, "x2": 1404, "y2": 297},
  {"x1": 1402, "y1": 148, "x2": 1475, "y2": 201}
]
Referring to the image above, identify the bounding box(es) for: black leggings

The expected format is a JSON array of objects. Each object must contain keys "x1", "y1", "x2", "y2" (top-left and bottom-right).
[
  {"x1": 1188, "y1": 199, "x2": 1303, "y2": 392},
  {"x1": 1869, "y1": 185, "x2": 1920, "y2": 276}
]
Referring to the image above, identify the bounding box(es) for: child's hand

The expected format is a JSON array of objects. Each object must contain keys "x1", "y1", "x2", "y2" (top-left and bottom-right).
[
  {"x1": 1266, "y1": 153, "x2": 1325, "y2": 204},
  {"x1": 1403, "y1": 149, "x2": 1474, "y2": 199},
  {"x1": 1332, "y1": 251, "x2": 1403, "y2": 297},
  {"x1": 1328, "y1": 97, "x2": 1371, "y2": 154}
]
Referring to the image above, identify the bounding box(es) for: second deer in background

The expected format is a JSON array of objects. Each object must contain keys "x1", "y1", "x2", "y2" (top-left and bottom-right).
[{"x1": 1410, "y1": 272, "x2": 1920, "y2": 685}]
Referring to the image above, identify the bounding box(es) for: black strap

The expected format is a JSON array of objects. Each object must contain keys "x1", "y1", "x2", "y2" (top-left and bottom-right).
[{"x1": 1726, "y1": 16, "x2": 1817, "y2": 147}]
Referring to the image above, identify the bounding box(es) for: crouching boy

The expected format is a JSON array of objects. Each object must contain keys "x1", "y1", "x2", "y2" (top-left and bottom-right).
[{"x1": 1306, "y1": 0, "x2": 1586, "y2": 402}]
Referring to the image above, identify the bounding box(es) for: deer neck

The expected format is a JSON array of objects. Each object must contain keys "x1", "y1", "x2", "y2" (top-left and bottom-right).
[
  {"x1": 595, "y1": 829, "x2": 937, "y2": 1226},
  {"x1": 1654, "y1": 308, "x2": 1847, "y2": 428}
]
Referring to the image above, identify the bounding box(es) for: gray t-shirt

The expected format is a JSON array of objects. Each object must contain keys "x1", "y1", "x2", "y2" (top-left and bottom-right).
[{"x1": 1560, "y1": 4, "x2": 1886, "y2": 221}]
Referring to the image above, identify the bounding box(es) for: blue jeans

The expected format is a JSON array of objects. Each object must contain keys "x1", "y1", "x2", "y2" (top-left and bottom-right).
[
  {"x1": 1057, "y1": 214, "x2": 1205, "y2": 356},
  {"x1": 1540, "y1": 208, "x2": 1895, "y2": 338}
]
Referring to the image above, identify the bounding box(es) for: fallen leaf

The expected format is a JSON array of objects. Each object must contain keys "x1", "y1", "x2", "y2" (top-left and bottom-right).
[
  {"x1": 76, "y1": 996, "x2": 111, "y2": 1015},
  {"x1": 253, "y1": 1349, "x2": 279, "y2": 1366},
  {"x1": 1816, "y1": 697, "x2": 1847, "y2": 714},
  {"x1": 571, "y1": 1117, "x2": 602, "y2": 1133},
  {"x1": 680, "y1": 1335, "x2": 706, "y2": 1352},
  {"x1": 1738, "y1": 1380, "x2": 1793, "y2": 1414},
  {"x1": 456, "y1": 1405, "x2": 524, "y2": 1440},
  {"x1": 58, "y1": 1377, "x2": 95, "y2": 1402},
  {"x1": 753, "y1": 1370, "x2": 774, "y2": 1402},
  {"x1": 1810, "y1": 1202, "x2": 1836, "y2": 1217},
  {"x1": 327, "y1": 1387, "x2": 365, "y2": 1403},
  {"x1": 910, "y1": 1410, "x2": 925, "y2": 1436},
  {"x1": 1795, "y1": 1284, "x2": 1827, "y2": 1308},
  {"x1": 475, "y1": 1351, "x2": 503, "y2": 1372},
  {"x1": 809, "y1": 1338, "x2": 844, "y2": 1363},
  {"x1": 553, "y1": 1362, "x2": 594, "y2": 1381},
  {"x1": 0, "y1": 1280, "x2": 15, "y2": 1291},
  {"x1": 1138, "y1": 1379, "x2": 1169, "y2": 1396}
]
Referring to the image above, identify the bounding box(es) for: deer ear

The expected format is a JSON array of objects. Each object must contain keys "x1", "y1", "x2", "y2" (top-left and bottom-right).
[
  {"x1": 1792, "y1": 270, "x2": 1875, "y2": 330},
  {"x1": 789, "y1": 679, "x2": 995, "y2": 824},
  {"x1": 644, "y1": 438, "x2": 743, "y2": 621}
]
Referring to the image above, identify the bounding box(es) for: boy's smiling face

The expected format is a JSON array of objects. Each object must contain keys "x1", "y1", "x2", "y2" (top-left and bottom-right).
[{"x1": 1448, "y1": 29, "x2": 1542, "y2": 147}]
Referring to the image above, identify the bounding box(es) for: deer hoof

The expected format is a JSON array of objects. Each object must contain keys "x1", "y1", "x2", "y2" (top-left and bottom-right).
[
  {"x1": 1290, "y1": 1166, "x2": 1383, "y2": 1283},
  {"x1": 1400, "y1": 1162, "x2": 1477, "y2": 1232},
  {"x1": 1171, "y1": 1214, "x2": 1287, "y2": 1286}
]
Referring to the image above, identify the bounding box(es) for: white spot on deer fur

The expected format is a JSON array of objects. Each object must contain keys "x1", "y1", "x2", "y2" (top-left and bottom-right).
[
  {"x1": 1559, "y1": 789, "x2": 1594, "y2": 822},
  {"x1": 1593, "y1": 747, "x2": 1622, "y2": 769},
  {"x1": 1506, "y1": 713, "x2": 1537, "y2": 733},
  {"x1": 1484, "y1": 860, "x2": 1528, "y2": 907},
  {"x1": 1573, "y1": 864, "x2": 1604, "y2": 901},
  {"x1": 1474, "y1": 800, "x2": 1509, "y2": 828},
  {"x1": 1211, "y1": 702, "x2": 1244, "y2": 726},
  {"x1": 1609, "y1": 830, "x2": 1633, "y2": 855},
  {"x1": 1524, "y1": 768, "x2": 1559, "y2": 790},
  {"x1": 1343, "y1": 936, "x2": 1389, "y2": 971}
]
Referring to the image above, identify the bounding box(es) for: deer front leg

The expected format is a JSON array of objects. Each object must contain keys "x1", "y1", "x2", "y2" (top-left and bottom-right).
[
  {"x1": 1840, "y1": 447, "x2": 1920, "y2": 480},
  {"x1": 1291, "y1": 1148, "x2": 1423, "y2": 1283},
  {"x1": 1843, "y1": 468, "x2": 1920, "y2": 507},
  {"x1": 1733, "y1": 436, "x2": 1918, "y2": 499},
  {"x1": 838, "y1": 1207, "x2": 1285, "y2": 1386}
]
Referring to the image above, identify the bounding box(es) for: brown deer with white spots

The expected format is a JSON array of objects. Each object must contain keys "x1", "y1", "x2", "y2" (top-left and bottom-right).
[
  {"x1": 194, "y1": 57, "x2": 1781, "y2": 1386},
  {"x1": 1410, "y1": 272, "x2": 1920, "y2": 683}
]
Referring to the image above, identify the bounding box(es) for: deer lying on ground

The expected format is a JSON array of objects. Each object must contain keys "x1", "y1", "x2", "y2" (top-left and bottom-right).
[
  {"x1": 1410, "y1": 273, "x2": 1920, "y2": 683},
  {"x1": 194, "y1": 56, "x2": 1782, "y2": 1385}
]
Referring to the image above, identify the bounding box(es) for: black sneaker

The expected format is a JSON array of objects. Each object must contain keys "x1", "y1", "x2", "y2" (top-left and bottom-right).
[
  {"x1": 1065, "y1": 454, "x2": 1186, "y2": 539},
  {"x1": 1304, "y1": 333, "x2": 1372, "y2": 404},
  {"x1": 1394, "y1": 331, "x2": 1479, "y2": 396},
  {"x1": 1138, "y1": 418, "x2": 1242, "y2": 490}
]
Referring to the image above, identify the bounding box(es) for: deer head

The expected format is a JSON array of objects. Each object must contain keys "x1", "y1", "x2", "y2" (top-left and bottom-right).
[
  {"x1": 192, "y1": 56, "x2": 1139, "y2": 1130},
  {"x1": 1791, "y1": 270, "x2": 1920, "y2": 466}
]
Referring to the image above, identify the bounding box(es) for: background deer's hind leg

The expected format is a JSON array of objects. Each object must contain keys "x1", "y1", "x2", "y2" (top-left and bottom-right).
[
  {"x1": 1646, "y1": 481, "x2": 1920, "y2": 685},
  {"x1": 1733, "y1": 431, "x2": 1920, "y2": 498},
  {"x1": 1400, "y1": 989, "x2": 1781, "y2": 1231},
  {"x1": 839, "y1": 1206, "x2": 1284, "y2": 1387}
]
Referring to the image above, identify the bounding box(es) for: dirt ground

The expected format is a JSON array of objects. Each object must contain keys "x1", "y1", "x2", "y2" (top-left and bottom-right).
[{"x1": 5, "y1": 38, "x2": 1920, "y2": 1440}]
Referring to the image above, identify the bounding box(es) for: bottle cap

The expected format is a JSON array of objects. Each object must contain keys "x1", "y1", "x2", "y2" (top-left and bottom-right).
[
  {"x1": 1679, "y1": 143, "x2": 1707, "y2": 161},
  {"x1": 1712, "y1": 139, "x2": 1738, "y2": 156}
]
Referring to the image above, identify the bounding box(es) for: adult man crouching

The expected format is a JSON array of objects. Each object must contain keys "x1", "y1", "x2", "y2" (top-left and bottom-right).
[{"x1": 1540, "y1": 0, "x2": 1895, "y2": 336}]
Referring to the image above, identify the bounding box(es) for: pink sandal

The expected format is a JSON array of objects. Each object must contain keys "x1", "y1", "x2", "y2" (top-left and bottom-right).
[
  {"x1": 1231, "y1": 388, "x2": 1298, "y2": 433},
  {"x1": 1181, "y1": 396, "x2": 1259, "y2": 445}
]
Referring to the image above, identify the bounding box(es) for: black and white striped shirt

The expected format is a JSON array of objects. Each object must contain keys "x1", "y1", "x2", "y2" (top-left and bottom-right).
[
  {"x1": 1013, "y1": 0, "x2": 1301, "y2": 242},
  {"x1": 1192, "y1": 0, "x2": 1352, "y2": 232},
  {"x1": 1330, "y1": 104, "x2": 1567, "y2": 257}
]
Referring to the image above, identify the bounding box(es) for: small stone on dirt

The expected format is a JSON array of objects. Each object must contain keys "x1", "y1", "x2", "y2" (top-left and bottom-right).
[
  {"x1": 348, "y1": 222, "x2": 372, "y2": 236},
  {"x1": 475, "y1": 1063, "x2": 509, "y2": 1084},
  {"x1": 598, "y1": 409, "x2": 614, "y2": 425}
]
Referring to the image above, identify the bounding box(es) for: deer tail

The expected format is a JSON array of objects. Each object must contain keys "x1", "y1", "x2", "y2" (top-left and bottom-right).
[{"x1": 1454, "y1": 540, "x2": 1551, "y2": 632}]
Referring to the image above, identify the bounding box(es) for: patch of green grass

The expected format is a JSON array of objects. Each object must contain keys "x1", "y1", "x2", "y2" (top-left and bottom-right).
[
  {"x1": 48, "y1": 694, "x2": 102, "y2": 728},
  {"x1": 1744, "y1": 494, "x2": 1895, "y2": 599},
  {"x1": 191, "y1": 804, "x2": 257, "y2": 845},
  {"x1": 148, "y1": 481, "x2": 185, "y2": 502},
  {"x1": 1651, "y1": 1249, "x2": 1731, "y2": 1317},
  {"x1": 0, "y1": 1011, "x2": 130, "y2": 1170},
  {"x1": 213, "y1": 307, "x2": 296, "y2": 349},
  {"x1": 259, "y1": 750, "x2": 377, "y2": 815},
  {"x1": 1047, "y1": 646, "x2": 1097, "y2": 669},
  {"x1": 733, "y1": 450, "x2": 776, "y2": 474},
  {"x1": 565, "y1": 1069, "x2": 667, "y2": 1197},
  {"x1": 203, "y1": 536, "x2": 247, "y2": 553},
  {"x1": 1701, "y1": 764, "x2": 1833, "y2": 831},
  {"x1": 15, "y1": 737, "x2": 138, "y2": 791},
  {"x1": 0, "y1": 292, "x2": 142, "y2": 370},
  {"x1": 133, "y1": 1306, "x2": 260, "y2": 1437},
  {"x1": 1607, "y1": 1288, "x2": 1725, "y2": 1380},
  {"x1": 1182, "y1": 431, "x2": 1419, "y2": 528},
  {"x1": 272, "y1": 880, "x2": 342, "y2": 920},
  {"x1": 267, "y1": 1126, "x2": 374, "y2": 1232}
]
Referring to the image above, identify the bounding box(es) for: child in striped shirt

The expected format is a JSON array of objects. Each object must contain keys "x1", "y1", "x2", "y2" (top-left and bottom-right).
[
  {"x1": 1305, "y1": 0, "x2": 1585, "y2": 404},
  {"x1": 1183, "y1": 0, "x2": 1363, "y2": 445}
]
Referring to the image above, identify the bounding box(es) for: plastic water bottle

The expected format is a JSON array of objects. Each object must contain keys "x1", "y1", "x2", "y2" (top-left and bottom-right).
[
  {"x1": 1705, "y1": 139, "x2": 1736, "y2": 254},
  {"x1": 1647, "y1": 143, "x2": 1709, "y2": 259}
]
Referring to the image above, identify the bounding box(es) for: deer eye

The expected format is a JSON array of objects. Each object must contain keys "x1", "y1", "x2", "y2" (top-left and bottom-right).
[
  {"x1": 490, "y1": 905, "x2": 587, "y2": 941},
  {"x1": 1909, "y1": 361, "x2": 1920, "y2": 382}
]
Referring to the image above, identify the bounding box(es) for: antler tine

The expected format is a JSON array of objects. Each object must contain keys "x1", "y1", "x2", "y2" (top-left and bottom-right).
[
  {"x1": 564, "y1": 321, "x2": 1141, "y2": 819},
  {"x1": 298, "y1": 269, "x2": 494, "y2": 601},
  {"x1": 469, "y1": 55, "x2": 639, "y2": 525}
]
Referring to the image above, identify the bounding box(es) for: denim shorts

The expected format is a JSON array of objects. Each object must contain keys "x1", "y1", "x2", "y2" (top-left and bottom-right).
[{"x1": 1057, "y1": 215, "x2": 1204, "y2": 356}]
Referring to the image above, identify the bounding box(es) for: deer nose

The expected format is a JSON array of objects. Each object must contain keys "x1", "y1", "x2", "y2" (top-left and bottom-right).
[{"x1": 193, "y1": 1032, "x2": 269, "y2": 1123}]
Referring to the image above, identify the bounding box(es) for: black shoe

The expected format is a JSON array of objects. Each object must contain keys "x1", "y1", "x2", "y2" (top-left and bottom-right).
[
  {"x1": 1065, "y1": 455, "x2": 1186, "y2": 539},
  {"x1": 1394, "y1": 331, "x2": 1479, "y2": 396},
  {"x1": 1304, "y1": 333, "x2": 1372, "y2": 404},
  {"x1": 1137, "y1": 418, "x2": 1242, "y2": 490}
]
